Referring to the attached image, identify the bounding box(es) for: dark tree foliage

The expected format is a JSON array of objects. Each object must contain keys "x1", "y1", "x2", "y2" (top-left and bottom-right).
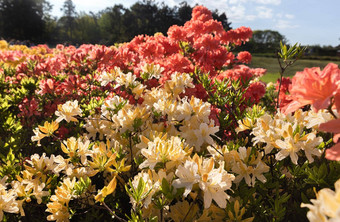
[
  {"x1": 60, "y1": 0, "x2": 77, "y2": 41},
  {"x1": 240, "y1": 29, "x2": 288, "y2": 54},
  {"x1": 0, "y1": 0, "x2": 232, "y2": 45},
  {"x1": 0, "y1": 0, "x2": 52, "y2": 43},
  {"x1": 212, "y1": 9, "x2": 232, "y2": 31},
  {"x1": 175, "y1": 1, "x2": 193, "y2": 26},
  {"x1": 98, "y1": 0, "x2": 232, "y2": 44}
]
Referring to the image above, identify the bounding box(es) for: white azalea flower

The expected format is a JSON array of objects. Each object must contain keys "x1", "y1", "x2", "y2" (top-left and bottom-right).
[
  {"x1": 172, "y1": 160, "x2": 200, "y2": 197},
  {"x1": 55, "y1": 100, "x2": 82, "y2": 123}
]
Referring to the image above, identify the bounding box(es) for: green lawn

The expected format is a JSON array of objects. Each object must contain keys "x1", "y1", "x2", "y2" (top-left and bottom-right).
[{"x1": 249, "y1": 56, "x2": 340, "y2": 83}]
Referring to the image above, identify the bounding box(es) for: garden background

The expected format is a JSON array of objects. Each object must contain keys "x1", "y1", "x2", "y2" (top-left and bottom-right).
[
  {"x1": 1, "y1": 1, "x2": 340, "y2": 222},
  {"x1": 1, "y1": 0, "x2": 340, "y2": 83}
]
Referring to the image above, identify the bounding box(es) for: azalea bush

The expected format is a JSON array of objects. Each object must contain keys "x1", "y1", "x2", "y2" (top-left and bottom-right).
[{"x1": 0, "y1": 5, "x2": 340, "y2": 222}]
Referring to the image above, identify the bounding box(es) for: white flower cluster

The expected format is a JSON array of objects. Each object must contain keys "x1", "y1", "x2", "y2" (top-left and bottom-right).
[
  {"x1": 248, "y1": 109, "x2": 331, "y2": 164},
  {"x1": 172, "y1": 155, "x2": 235, "y2": 209},
  {"x1": 207, "y1": 145, "x2": 269, "y2": 187},
  {"x1": 0, "y1": 177, "x2": 20, "y2": 221},
  {"x1": 86, "y1": 70, "x2": 218, "y2": 151},
  {"x1": 55, "y1": 100, "x2": 82, "y2": 123},
  {"x1": 99, "y1": 66, "x2": 123, "y2": 86},
  {"x1": 140, "y1": 63, "x2": 165, "y2": 79},
  {"x1": 302, "y1": 178, "x2": 340, "y2": 222}
]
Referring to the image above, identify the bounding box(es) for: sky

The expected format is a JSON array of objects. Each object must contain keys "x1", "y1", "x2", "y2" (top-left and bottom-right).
[{"x1": 49, "y1": 0, "x2": 340, "y2": 47}]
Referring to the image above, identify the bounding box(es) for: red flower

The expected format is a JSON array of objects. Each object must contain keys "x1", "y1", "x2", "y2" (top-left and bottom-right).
[
  {"x1": 237, "y1": 51, "x2": 252, "y2": 64},
  {"x1": 244, "y1": 82, "x2": 266, "y2": 104},
  {"x1": 192, "y1": 5, "x2": 213, "y2": 22},
  {"x1": 18, "y1": 97, "x2": 40, "y2": 118}
]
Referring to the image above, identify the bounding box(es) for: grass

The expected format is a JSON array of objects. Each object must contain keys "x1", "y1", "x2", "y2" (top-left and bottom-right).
[{"x1": 249, "y1": 56, "x2": 340, "y2": 83}]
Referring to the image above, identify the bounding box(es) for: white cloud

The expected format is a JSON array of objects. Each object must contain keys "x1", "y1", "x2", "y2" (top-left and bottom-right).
[
  {"x1": 275, "y1": 19, "x2": 299, "y2": 29},
  {"x1": 254, "y1": 0, "x2": 281, "y2": 5},
  {"x1": 256, "y1": 6, "x2": 273, "y2": 19},
  {"x1": 50, "y1": 0, "x2": 284, "y2": 25},
  {"x1": 285, "y1": 14, "x2": 295, "y2": 19},
  {"x1": 227, "y1": 4, "x2": 257, "y2": 22},
  {"x1": 228, "y1": 0, "x2": 281, "y2": 5}
]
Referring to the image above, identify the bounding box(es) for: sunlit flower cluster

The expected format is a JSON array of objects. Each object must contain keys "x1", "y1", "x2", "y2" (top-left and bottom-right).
[
  {"x1": 249, "y1": 109, "x2": 327, "y2": 164},
  {"x1": 302, "y1": 178, "x2": 340, "y2": 222},
  {"x1": 1, "y1": 4, "x2": 340, "y2": 222}
]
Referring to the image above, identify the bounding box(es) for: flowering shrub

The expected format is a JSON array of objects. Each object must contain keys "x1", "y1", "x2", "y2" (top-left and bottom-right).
[{"x1": 0, "y1": 5, "x2": 340, "y2": 222}]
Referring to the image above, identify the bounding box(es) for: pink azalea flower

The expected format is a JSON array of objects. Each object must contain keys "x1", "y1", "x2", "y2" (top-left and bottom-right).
[
  {"x1": 319, "y1": 119, "x2": 340, "y2": 161},
  {"x1": 284, "y1": 63, "x2": 340, "y2": 114}
]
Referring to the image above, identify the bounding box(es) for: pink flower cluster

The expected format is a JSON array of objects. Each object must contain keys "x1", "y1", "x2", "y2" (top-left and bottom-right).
[
  {"x1": 1, "y1": 5, "x2": 265, "y2": 139},
  {"x1": 283, "y1": 63, "x2": 340, "y2": 160},
  {"x1": 276, "y1": 77, "x2": 293, "y2": 109}
]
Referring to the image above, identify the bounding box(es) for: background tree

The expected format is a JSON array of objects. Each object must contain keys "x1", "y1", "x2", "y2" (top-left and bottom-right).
[
  {"x1": 0, "y1": 0, "x2": 232, "y2": 45},
  {"x1": 98, "y1": 5, "x2": 125, "y2": 44},
  {"x1": 242, "y1": 30, "x2": 287, "y2": 53},
  {"x1": 175, "y1": 1, "x2": 192, "y2": 26},
  {"x1": 73, "y1": 12, "x2": 101, "y2": 44},
  {"x1": 0, "y1": 0, "x2": 52, "y2": 43},
  {"x1": 59, "y1": 0, "x2": 77, "y2": 43}
]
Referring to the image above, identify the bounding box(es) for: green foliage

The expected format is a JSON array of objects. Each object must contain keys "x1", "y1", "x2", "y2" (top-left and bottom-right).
[
  {"x1": 0, "y1": 149, "x2": 21, "y2": 180},
  {"x1": 278, "y1": 42, "x2": 306, "y2": 63},
  {"x1": 74, "y1": 177, "x2": 92, "y2": 195},
  {"x1": 195, "y1": 68, "x2": 251, "y2": 141}
]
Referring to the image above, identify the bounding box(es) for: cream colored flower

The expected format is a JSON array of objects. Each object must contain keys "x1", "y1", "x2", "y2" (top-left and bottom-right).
[
  {"x1": 101, "y1": 95, "x2": 126, "y2": 118},
  {"x1": 251, "y1": 113, "x2": 280, "y2": 154},
  {"x1": 164, "y1": 72, "x2": 194, "y2": 96},
  {"x1": 0, "y1": 177, "x2": 19, "y2": 221},
  {"x1": 199, "y1": 164, "x2": 234, "y2": 208},
  {"x1": 139, "y1": 134, "x2": 192, "y2": 169},
  {"x1": 99, "y1": 66, "x2": 123, "y2": 86},
  {"x1": 84, "y1": 115, "x2": 112, "y2": 140},
  {"x1": 46, "y1": 177, "x2": 76, "y2": 221},
  {"x1": 172, "y1": 160, "x2": 200, "y2": 197},
  {"x1": 275, "y1": 138, "x2": 301, "y2": 165},
  {"x1": 231, "y1": 147, "x2": 269, "y2": 187},
  {"x1": 31, "y1": 121, "x2": 59, "y2": 145},
  {"x1": 115, "y1": 71, "x2": 139, "y2": 88},
  {"x1": 31, "y1": 128, "x2": 47, "y2": 146},
  {"x1": 302, "y1": 178, "x2": 340, "y2": 222},
  {"x1": 305, "y1": 109, "x2": 334, "y2": 130},
  {"x1": 55, "y1": 100, "x2": 82, "y2": 123},
  {"x1": 0, "y1": 190, "x2": 19, "y2": 221},
  {"x1": 173, "y1": 156, "x2": 234, "y2": 208},
  {"x1": 111, "y1": 105, "x2": 149, "y2": 133},
  {"x1": 303, "y1": 133, "x2": 323, "y2": 163},
  {"x1": 193, "y1": 122, "x2": 219, "y2": 148},
  {"x1": 140, "y1": 63, "x2": 164, "y2": 79}
]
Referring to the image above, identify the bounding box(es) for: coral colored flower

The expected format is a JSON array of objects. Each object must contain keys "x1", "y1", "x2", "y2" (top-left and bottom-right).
[
  {"x1": 220, "y1": 26, "x2": 252, "y2": 45},
  {"x1": 167, "y1": 25, "x2": 186, "y2": 41},
  {"x1": 319, "y1": 119, "x2": 340, "y2": 161},
  {"x1": 192, "y1": 5, "x2": 213, "y2": 22},
  {"x1": 276, "y1": 77, "x2": 292, "y2": 93},
  {"x1": 37, "y1": 78, "x2": 57, "y2": 95},
  {"x1": 276, "y1": 77, "x2": 292, "y2": 109},
  {"x1": 237, "y1": 51, "x2": 252, "y2": 64},
  {"x1": 244, "y1": 81, "x2": 266, "y2": 104},
  {"x1": 284, "y1": 63, "x2": 340, "y2": 114}
]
